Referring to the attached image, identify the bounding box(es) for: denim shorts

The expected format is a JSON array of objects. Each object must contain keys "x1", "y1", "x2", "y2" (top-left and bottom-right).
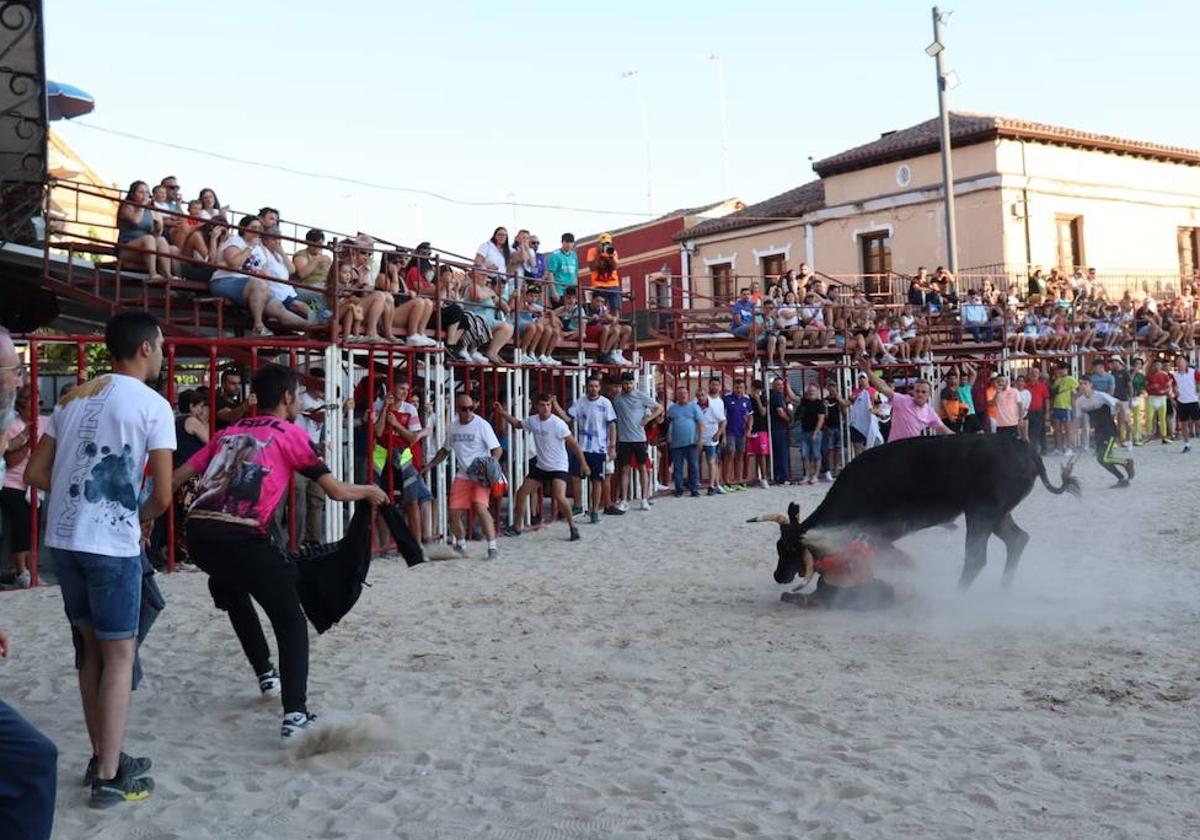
[
  {"x1": 703, "y1": 444, "x2": 719, "y2": 459},
  {"x1": 210, "y1": 275, "x2": 252, "y2": 304},
  {"x1": 51, "y1": 548, "x2": 142, "y2": 641},
  {"x1": 799, "y1": 430, "x2": 823, "y2": 461},
  {"x1": 1052, "y1": 408, "x2": 1073, "y2": 423}
]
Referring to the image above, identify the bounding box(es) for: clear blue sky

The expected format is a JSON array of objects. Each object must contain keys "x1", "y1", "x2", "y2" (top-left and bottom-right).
[{"x1": 46, "y1": 0, "x2": 1200, "y2": 257}]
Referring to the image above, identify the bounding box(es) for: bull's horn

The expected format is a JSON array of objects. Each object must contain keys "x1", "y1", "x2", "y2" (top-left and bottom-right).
[
  {"x1": 746, "y1": 513, "x2": 789, "y2": 525},
  {"x1": 801, "y1": 549, "x2": 815, "y2": 587}
]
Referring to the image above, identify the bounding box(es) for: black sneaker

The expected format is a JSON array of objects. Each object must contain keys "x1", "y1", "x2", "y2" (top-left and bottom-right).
[
  {"x1": 1126, "y1": 460, "x2": 1135, "y2": 480},
  {"x1": 673, "y1": 490, "x2": 683, "y2": 498},
  {"x1": 568, "y1": 527, "x2": 581, "y2": 542},
  {"x1": 90, "y1": 772, "x2": 154, "y2": 809},
  {"x1": 603, "y1": 506, "x2": 625, "y2": 516},
  {"x1": 501, "y1": 524, "x2": 523, "y2": 537},
  {"x1": 258, "y1": 668, "x2": 282, "y2": 698},
  {"x1": 706, "y1": 487, "x2": 715, "y2": 496},
  {"x1": 690, "y1": 490, "x2": 701, "y2": 498},
  {"x1": 83, "y1": 752, "x2": 152, "y2": 787}
]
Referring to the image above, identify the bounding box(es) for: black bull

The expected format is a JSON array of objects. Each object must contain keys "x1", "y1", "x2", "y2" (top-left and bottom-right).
[{"x1": 759, "y1": 435, "x2": 1080, "y2": 590}]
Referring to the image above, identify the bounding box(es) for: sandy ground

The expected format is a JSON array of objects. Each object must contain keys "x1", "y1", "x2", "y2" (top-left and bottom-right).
[{"x1": 3, "y1": 444, "x2": 1200, "y2": 839}]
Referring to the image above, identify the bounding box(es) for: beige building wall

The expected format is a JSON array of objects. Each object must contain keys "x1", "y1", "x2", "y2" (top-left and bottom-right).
[
  {"x1": 993, "y1": 139, "x2": 1200, "y2": 275},
  {"x1": 822, "y1": 143, "x2": 998, "y2": 205}
]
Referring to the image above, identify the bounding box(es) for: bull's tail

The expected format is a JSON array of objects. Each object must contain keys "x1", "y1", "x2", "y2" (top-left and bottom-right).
[{"x1": 1036, "y1": 451, "x2": 1082, "y2": 496}]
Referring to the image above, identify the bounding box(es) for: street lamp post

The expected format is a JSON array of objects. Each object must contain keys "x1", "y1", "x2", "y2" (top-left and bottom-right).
[{"x1": 927, "y1": 6, "x2": 959, "y2": 274}]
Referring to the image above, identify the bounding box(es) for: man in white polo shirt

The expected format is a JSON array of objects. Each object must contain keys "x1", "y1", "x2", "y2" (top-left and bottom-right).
[{"x1": 1171, "y1": 354, "x2": 1200, "y2": 453}]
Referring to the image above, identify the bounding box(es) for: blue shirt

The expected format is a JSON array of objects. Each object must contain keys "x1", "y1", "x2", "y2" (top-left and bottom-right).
[
  {"x1": 1090, "y1": 372, "x2": 1115, "y2": 394},
  {"x1": 723, "y1": 394, "x2": 753, "y2": 437},
  {"x1": 730, "y1": 299, "x2": 755, "y2": 329},
  {"x1": 666, "y1": 401, "x2": 703, "y2": 448},
  {"x1": 545, "y1": 249, "x2": 578, "y2": 296}
]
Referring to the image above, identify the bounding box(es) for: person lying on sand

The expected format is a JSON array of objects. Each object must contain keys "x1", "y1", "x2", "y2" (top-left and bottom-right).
[{"x1": 748, "y1": 509, "x2": 895, "y2": 610}]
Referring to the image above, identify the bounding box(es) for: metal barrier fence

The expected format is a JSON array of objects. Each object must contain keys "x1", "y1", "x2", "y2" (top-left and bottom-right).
[{"x1": 7, "y1": 335, "x2": 1196, "y2": 588}]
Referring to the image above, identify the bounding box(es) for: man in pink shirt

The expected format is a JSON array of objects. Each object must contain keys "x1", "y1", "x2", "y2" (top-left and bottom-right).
[
  {"x1": 857, "y1": 359, "x2": 950, "y2": 441},
  {"x1": 989, "y1": 373, "x2": 1021, "y2": 438}
]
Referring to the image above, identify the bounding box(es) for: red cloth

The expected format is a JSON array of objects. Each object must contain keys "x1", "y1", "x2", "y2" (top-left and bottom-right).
[{"x1": 814, "y1": 540, "x2": 876, "y2": 586}]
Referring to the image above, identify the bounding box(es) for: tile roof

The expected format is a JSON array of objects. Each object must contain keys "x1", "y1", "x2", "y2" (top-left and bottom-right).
[
  {"x1": 578, "y1": 198, "x2": 737, "y2": 244},
  {"x1": 813, "y1": 111, "x2": 1200, "y2": 177},
  {"x1": 675, "y1": 180, "x2": 825, "y2": 241}
]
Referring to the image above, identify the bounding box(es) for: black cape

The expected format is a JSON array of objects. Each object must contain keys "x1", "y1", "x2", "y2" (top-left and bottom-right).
[{"x1": 293, "y1": 502, "x2": 422, "y2": 634}]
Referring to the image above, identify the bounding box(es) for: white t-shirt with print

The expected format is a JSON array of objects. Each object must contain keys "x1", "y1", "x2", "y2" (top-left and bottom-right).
[
  {"x1": 448, "y1": 413, "x2": 500, "y2": 477},
  {"x1": 524, "y1": 413, "x2": 571, "y2": 473},
  {"x1": 212, "y1": 234, "x2": 268, "y2": 283},
  {"x1": 42, "y1": 373, "x2": 176, "y2": 557},
  {"x1": 568, "y1": 395, "x2": 616, "y2": 454}
]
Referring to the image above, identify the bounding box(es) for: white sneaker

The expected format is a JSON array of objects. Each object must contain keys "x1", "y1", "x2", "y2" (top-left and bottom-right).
[
  {"x1": 539, "y1": 354, "x2": 556, "y2": 366},
  {"x1": 280, "y1": 711, "x2": 317, "y2": 745},
  {"x1": 14, "y1": 570, "x2": 31, "y2": 589},
  {"x1": 615, "y1": 500, "x2": 629, "y2": 512},
  {"x1": 639, "y1": 498, "x2": 651, "y2": 511},
  {"x1": 882, "y1": 352, "x2": 898, "y2": 364},
  {"x1": 759, "y1": 479, "x2": 769, "y2": 489},
  {"x1": 406, "y1": 334, "x2": 436, "y2": 347},
  {"x1": 470, "y1": 351, "x2": 490, "y2": 365},
  {"x1": 453, "y1": 347, "x2": 472, "y2": 362}
]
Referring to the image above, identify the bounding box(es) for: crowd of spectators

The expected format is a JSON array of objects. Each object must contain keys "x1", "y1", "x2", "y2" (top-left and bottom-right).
[{"x1": 111, "y1": 179, "x2": 636, "y2": 365}]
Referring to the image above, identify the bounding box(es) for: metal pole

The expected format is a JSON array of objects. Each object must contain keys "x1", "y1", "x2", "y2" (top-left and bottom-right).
[{"x1": 932, "y1": 6, "x2": 959, "y2": 274}]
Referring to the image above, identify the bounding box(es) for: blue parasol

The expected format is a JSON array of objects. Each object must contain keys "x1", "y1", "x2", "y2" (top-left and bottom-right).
[{"x1": 46, "y1": 80, "x2": 95, "y2": 121}]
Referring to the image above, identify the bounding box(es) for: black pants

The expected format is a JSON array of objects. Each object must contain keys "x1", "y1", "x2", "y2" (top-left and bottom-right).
[
  {"x1": 1027, "y1": 409, "x2": 1047, "y2": 453},
  {"x1": 188, "y1": 527, "x2": 309, "y2": 715}
]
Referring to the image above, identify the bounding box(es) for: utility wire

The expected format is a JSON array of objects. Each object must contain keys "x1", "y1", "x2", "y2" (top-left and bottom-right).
[
  {"x1": 70, "y1": 121, "x2": 655, "y2": 218},
  {"x1": 70, "y1": 121, "x2": 822, "y2": 227}
]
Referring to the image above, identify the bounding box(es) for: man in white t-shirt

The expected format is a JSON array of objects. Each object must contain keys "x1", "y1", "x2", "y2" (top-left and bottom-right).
[
  {"x1": 495, "y1": 393, "x2": 588, "y2": 541},
  {"x1": 1171, "y1": 355, "x2": 1200, "y2": 453},
  {"x1": 423, "y1": 394, "x2": 503, "y2": 559},
  {"x1": 24, "y1": 312, "x2": 175, "y2": 807},
  {"x1": 700, "y1": 377, "x2": 728, "y2": 494},
  {"x1": 559, "y1": 375, "x2": 616, "y2": 525}
]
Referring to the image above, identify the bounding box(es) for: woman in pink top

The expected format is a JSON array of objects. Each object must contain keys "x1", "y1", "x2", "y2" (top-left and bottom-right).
[
  {"x1": 1, "y1": 387, "x2": 43, "y2": 588},
  {"x1": 989, "y1": 374, "x2": 1022, "y2": 438}
]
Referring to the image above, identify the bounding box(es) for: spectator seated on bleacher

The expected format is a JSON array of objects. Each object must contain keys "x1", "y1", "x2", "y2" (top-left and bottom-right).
[
  {"x1": 586, "y1": 291, "x2": 633, "y2": 366},
  {"x1": 263, "y1": 225, "x2": 319, "y2": 326},
  {"x1": 461, "y1": 265, "x2": 514, "y2": 364},
  {"x1": 293, "y1": 228, "x2": 333, "y2": 314},
  {"x1": 729, "y1": 287, "x2": 755, "y2": 339},
  {"x1": 377, "y1": 250, "x2": 437, "y2": 347},
  {"x1": 210, "y1": 215, "x2": 312, "y2": 337},
  {"x1": 961, "y1": 291, "x2": 993, "y2": 342},
  {"x1": 116, "y1": 180, "x2": 182, "y2": 283},
  {"x1": 512, "y1": 284, "x2": 562, "y2": 366},
  {"x1": 197, "y1": 187, "x2": 225, "y2": 220}
]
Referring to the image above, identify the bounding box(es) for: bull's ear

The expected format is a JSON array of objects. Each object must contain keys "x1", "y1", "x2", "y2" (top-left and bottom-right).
[{"x1": 787, "y1": 502, "x2": 801, "y2": 524}]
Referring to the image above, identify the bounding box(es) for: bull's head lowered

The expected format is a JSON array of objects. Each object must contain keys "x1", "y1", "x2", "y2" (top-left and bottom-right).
[{"x1": 747, "y1": 502, "x2": 814, "y2": 586}]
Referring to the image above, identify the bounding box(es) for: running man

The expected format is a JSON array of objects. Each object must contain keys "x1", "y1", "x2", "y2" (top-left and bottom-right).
[
  {"x1": 24, "y1": 312, "x2": 174, "y2": 807},
  {"x1": 1074, "y1": 378, "x2": 1135, "y2": 487},
  {"x1": 495, "y1": 394, "x2": 588, "y2": 541},
  {"x1": 172, "y1": 364, "x2": 388, "y2": 744}
]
